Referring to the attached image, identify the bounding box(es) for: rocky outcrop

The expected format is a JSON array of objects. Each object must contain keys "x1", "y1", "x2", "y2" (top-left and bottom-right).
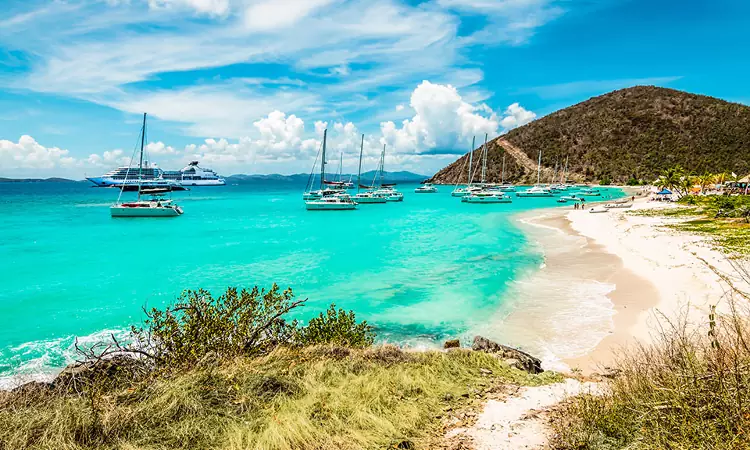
[
  {"x1": 471, "y1": 336, "x2": 544, "y2": 374},
  {"x1": 443, "y1": 339, "x2": 461, "y2": 349}
]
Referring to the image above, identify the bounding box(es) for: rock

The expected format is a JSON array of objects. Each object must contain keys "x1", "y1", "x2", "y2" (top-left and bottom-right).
[
  {"x1": 472, "y1": 336, "x2": 544, "y2": 374},
  {"x1": 479, "y1": 368, "x2": 493, "y2": 375},
  {"x1": 504, "y1": 358, "x2": 522, "y2": 370},
  {"x1": 444, "y1": 339, "x2": 461, "y2": 349}
]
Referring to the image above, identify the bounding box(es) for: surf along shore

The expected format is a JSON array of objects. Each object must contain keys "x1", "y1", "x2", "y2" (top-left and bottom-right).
[{"x1": 510, "y1": 189, "x2": 737, "y2": 374}]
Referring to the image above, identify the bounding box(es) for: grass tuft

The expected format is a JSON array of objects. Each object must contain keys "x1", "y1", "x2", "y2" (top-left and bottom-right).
[{"x1": 0, "y1": 347, "x2": 560, "y2": 449}]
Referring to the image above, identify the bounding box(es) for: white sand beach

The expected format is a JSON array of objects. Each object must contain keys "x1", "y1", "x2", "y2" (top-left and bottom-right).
[{"x1": 500, "y1": 193, "x2": 746, "y2": 373}]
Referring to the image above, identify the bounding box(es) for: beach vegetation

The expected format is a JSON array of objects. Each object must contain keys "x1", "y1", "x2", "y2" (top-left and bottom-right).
[
  {"x1": 551, "y1": 261, "x2": 750, "y2": 449},
  {"x1": 0, "y1": 285, "x2": 561, "y2": 449}
]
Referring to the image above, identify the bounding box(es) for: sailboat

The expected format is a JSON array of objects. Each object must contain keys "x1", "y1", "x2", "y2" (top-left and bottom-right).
[
  {"x1": 497, "y1": 153, "x2": 516, "y2": 192},
  {"x1": 463, "y1": 134, "x2": 512, "y2": 204},
  {"x1": 110, "y1": 114, "x2": 184, "y2": 217},
  {"x1": 304, "y1": 129, "x2": 357, "y2": 211},
  {"x1": 451, "y1": 136, "x2": 482, "y2": 197},
  {"x1": 516, "y1": 150, "x2": 553, "y2": 197},
  {"x1": 353, "y1": 135, "x2": 387, "y2": 204},
  {"x1": 371, "y1": 144, "x2": 404, "y2": 202}
]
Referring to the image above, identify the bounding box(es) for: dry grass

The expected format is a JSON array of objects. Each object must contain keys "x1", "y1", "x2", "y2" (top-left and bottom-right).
[
  {"x1": 0, "y1": 346, "x2": 561, "y2": 450},
  {"x1": 551, "y1": 261, "x2": 750, "y2": 449}
]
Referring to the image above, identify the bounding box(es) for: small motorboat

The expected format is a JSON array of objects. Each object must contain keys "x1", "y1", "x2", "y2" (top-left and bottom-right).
[
  {"x1": 415, "y1": 184, "x2": 438, "y2": 194},
  {"x1": 589, "y1": 206, "x2": 609, "y2": 213}
]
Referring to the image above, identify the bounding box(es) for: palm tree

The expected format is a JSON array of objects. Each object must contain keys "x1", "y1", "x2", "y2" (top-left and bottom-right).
[
  {"x1": 696, "y1": 172, "x2": 716, "y2": 193},
  {"x1": 657, "y1": 166, "x2": 683, "y2": 191}
]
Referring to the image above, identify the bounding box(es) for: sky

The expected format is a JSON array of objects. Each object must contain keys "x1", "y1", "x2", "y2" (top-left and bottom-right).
[{"x1": 0, "y1": 0, "x2": 748, "y2": 178}]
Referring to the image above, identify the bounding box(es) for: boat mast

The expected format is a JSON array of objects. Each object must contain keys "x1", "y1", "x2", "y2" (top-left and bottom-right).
[
  {"x1": 320, "y1": 129, "x2": 327, "y2": 190},
  {"x1": 357, "y1": 134, "x2": 364, "y2": 194},
  {"x1": 481, "y1": 133, "x2": 488, "y2": 184},
  {"x1": 380, "y1": 144, "x2": 386, "y2": 187},
  {"x1": 563, "y1": 155, "x2": 569, "y2": 184},
  {"x1": 137, "y1": 113, "x2": 146, "y2": 200},
  {"x1": 467, "y1": 136, "x2": 475, "y2": 186},
  {"x1": 502, "y1": 153, "x2": 506, "y2": 184},
  {"x1": 337, "y1": 152, "x2": 343, "y2": 182},
  {"x1": 537, "y1": 150, "x2": 542, "y2": 185}
]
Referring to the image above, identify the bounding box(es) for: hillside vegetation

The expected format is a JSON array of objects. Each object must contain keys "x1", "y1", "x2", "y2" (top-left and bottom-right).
[
  {"x1": 429, "y1": 86, "x2": 750, "y2": 184},
  {"x1": 0, "y1": 285, "x2": 559, "y2": 450}
]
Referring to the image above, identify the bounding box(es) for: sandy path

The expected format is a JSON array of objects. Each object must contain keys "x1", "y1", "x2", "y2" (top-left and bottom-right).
[{"x1": 446, "y1": 378, "x2": 599, "y2": 449}]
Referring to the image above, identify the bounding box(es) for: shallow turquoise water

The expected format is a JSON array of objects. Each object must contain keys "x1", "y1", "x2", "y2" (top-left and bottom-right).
[{"x1": 0, "y1": 182, "x2": 625, "y2": 383}]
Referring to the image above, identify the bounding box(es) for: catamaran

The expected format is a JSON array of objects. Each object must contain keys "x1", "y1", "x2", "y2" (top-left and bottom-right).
[
  {"x1": 517, "y1": 150, "x2": 554, "y2": 197},
  {"x1": 415, "y1": 183, "x2": 438, "y2": 193},
  {"x1": 352, "y1": 135, "x2": 387, "y2": 204},
  {"x1": 463, "y1": 134, "x2": 513, "y2": 204},
  {"x1": 304, "y1": 129, "x2": 357, "y2": 211},
  {"x1": 369, "y1": 144, "x2": 404, "y2": 202},
  {"x1": 452, "y1": 136, "x2": 482, "y2": 197},
  {"x1": 110, "y1": 113, "x2": 184, "y2": 217}
]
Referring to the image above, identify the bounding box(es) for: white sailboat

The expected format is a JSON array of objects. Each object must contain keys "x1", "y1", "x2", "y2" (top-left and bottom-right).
[
  {"x1": 110, "y1": 113, "x2": 184, "y2": 218},
  {"x1": 464, "y1": 134, "x2": 513, "y2": 204},
  {"x1": 353, "y1": 134, "x2": 387, "y2": 204},
  {"x1": 516, "y1": 150, "x2": 553, "y2": 197},
  {"x1": 305, "y1": 129, "x2": 357, "y2": 211},
  {"x1": 452, "y1": 136, "x2": 481, "y2": 197},
  {"x1": 371, "y1": 144, "x2": 404, "y2": 202}
]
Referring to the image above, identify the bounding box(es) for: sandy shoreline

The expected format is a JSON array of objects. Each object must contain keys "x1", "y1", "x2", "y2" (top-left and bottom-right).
[{"x1": 513, "y1": 191, "x2": 741, "y2": 373}]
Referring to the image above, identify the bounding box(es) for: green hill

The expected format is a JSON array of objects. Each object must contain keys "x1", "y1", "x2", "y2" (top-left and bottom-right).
[{"x1": 428, "y1": 86, "x2": 750, "y2": 184}]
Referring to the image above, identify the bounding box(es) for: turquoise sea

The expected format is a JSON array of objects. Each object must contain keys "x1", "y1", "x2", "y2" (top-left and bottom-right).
[{"x1": 0, "y1": 182, "x2": 625, "y2": 386}]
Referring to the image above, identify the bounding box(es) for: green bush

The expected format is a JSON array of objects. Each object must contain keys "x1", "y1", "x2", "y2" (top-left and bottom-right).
[
  {"x1": 126, "y1": 285, "x2": 372, "y2": 368},
  {"x1": 295, "y1": 304, "x2": 374, "y2": 348}
]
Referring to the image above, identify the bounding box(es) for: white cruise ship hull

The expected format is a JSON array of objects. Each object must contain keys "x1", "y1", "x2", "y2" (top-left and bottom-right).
[{"x1": 177, "y1": 178, "x2": 226, "y2": 186}]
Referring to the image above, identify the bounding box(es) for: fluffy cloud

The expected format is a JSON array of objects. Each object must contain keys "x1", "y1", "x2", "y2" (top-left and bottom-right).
[
  {"x1": 0, "y1": 135, "x2": 76, "y2": 170},
  {"x1": 499, "y1": 103, "x2": 536, "y2": 129},
  {"x1": 380, "y1": 81, "x2": 499, "y2": 154}
]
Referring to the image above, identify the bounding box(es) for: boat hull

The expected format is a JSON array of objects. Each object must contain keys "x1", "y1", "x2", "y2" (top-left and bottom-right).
[
  {"x1": 305, "y1": 202, "x2": 357, "y2": 210},
  {"x1": 463, "y1": 197, "x2": 512, "y2": 203},
  {"x1": 110, "y1": 205, "x2": 183, "y2": 217},
  {"x1": 516, "y1": 192, "x2": 554, "y2": 197},
  {"x1": 354, "y1": 196, "x2": 387, "y2": 204}
]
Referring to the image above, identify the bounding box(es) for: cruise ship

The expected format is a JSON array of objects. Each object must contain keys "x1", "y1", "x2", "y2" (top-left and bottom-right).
[{"x1": 87, "y1": 161, "x2": 225, "y2": 187}]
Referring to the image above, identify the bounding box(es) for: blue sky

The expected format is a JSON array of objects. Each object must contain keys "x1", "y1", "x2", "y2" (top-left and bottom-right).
[{"x1": 0, "y1": 0, "x2": 748, "y2": 178}]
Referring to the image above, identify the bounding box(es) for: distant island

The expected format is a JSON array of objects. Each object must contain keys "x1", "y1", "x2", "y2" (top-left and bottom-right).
[
  {"x1": 0, "y1": 177, "x2": 82, "y2": 183},
  {"x1": 225, "y1": 170, "x2": 428, "y2": 185},
  {"x1": 1, "y1": 171, "x2": 428, "y2": 185},
  {"x1": 429, "y1": 86, "x2": 750, "y2": 185}
]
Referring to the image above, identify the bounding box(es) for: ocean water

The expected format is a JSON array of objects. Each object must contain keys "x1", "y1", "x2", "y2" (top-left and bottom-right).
[{"x1": 0, "y1": 182, "x2": 625, "y2": 385}]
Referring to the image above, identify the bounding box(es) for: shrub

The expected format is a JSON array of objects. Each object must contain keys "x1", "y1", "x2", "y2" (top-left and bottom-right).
[
  {"x1": 117, "y1": 285, "x2": 371, "y2": 369},
  {"x1": 295, "y1": 304, "x2": 374, "y2": 348}
]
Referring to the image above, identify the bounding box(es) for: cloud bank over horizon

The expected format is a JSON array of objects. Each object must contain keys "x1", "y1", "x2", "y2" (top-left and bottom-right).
[{"x1": 0, "y1": 81, "x2": 537, "y2": 178}]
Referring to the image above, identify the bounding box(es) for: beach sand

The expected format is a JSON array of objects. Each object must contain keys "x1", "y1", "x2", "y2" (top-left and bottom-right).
[{"x1": 499, "y1": 193, "x2": 742, "y2": 374}]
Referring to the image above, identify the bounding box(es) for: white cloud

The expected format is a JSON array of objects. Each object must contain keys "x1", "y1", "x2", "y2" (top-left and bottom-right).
[
  {"x1": 86, "y1": 149, "x2": 131, "y2": 167},
  {"x1": 148, "y1": 0, "x2": 230, "y2": 16},
  {"x1": 380, "y1": 81, "x2": 499, "y2": 154},
  {"x1": 0, "y1": 135, "x2": 76, "y2": 170},
  {"x1": 499, "y1": 103, "x2": 536, "y2": 130},
  {"x1": 243, "y1": 0, "x2": 334, "y2": 31}
]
